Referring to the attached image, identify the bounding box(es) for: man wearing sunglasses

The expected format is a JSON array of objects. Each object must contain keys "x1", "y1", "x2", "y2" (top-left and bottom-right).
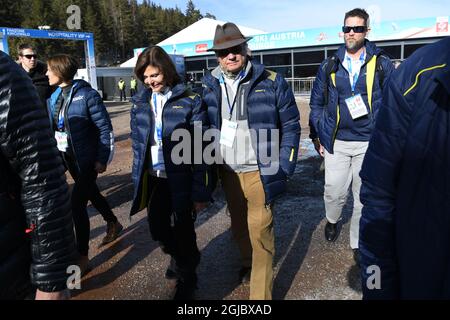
[
  {"x1": 17, "y1": 44, "x2": 53, "y2": 112},
  {"x1": 202, "y1": 22, "x2": 300, "y2": 300},
  {"x1": 309, "y1": 8, "x2": 394, "y2": 264}
]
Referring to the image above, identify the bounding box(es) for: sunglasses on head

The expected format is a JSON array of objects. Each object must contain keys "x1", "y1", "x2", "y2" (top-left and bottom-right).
[
  {"x1": 216, "y1": 45, "x2": 244, "y2": 57},
  {"x1": 22, "y1": 54, "x2": 37, "y2": 59},
  {"x1": 342, "y1": 26, "x2": 367, "y2": 33}
]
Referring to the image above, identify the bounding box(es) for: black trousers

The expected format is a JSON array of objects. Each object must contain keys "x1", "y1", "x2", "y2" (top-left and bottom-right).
[
  {"x1": 147, "y1": 176, "x2": 200, "y2": 282},
  {"x1": 119, "y1": 89, "x2": 126, "y2": 101},
  {"x1": 68, "y1": 165, "x2": 117, "y2": 256}
]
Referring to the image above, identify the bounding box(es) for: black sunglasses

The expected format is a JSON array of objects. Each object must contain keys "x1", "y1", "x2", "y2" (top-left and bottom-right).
[
  {"x1": 216, "y1": 45, "x2": 244, "y2": 57},
  {"x1": 342, "y1": 26, "x2": 367, "y2": 33},
  {"x1": 22, "y1": 54, "x2": 37, "y2": 59}
]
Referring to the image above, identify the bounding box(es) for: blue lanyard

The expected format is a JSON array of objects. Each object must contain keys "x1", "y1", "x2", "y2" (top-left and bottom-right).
[
  {"x1": 220, "y1": 69, "x2": 246, "y2": 120},
  {"x1": 57, "y1": 102, "x2": 66, "y2": 130},
  {"x1": 220, "y1": 77, "x2": 237, "y2": 120},
  {"x1": 346, "y1": 51, "x2": 366, "y2": 92},
  {"x1": 57, "y1": 111, "x2": 65, "y2": 130},
  {"x1": 153, "y1": 94, "x2": 160, "y2": 117},
  {"x1": 152, "y1": 93, "x2": 163, "y2": 142}
]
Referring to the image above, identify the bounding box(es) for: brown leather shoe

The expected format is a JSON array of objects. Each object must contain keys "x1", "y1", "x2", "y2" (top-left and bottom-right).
[{"x1": 101, "y1": 221, "x2": 123, "y2": 245}]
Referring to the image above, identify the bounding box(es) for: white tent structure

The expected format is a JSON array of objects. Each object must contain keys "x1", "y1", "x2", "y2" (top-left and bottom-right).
[
  {"x1": 120, "y1": 18, "x2": 265, "y2": 68},
  {"x1": 158, "y1": 18, "x2": 265, "y2": 46},
  {"x1": 120, "y1": 56, "x2": 138, "y2": 68}
]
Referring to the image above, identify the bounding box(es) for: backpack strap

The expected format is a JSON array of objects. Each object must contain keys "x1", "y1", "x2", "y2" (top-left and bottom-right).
[
  {"x1": 323, "y1": 53, "x2": 387, "y2": 112},
  {"x1": 376, "y1": 54, "x2": 386, "y2": 88},
  {"x1": 323, "y1": 55, "x2": 338, "y2": 105}
]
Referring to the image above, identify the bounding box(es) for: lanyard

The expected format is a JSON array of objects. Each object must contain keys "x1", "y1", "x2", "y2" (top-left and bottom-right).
[
  {"x1": 220, "y1": 69, "x2": 245, "y2": 121},
  {"x1": 345, "y1": 50, "x2": 366, "y2": 92},
  {"x1": 152, "y1": 93, "x2": 163, "y2": 143},
  {"x1": 152, "y1": 94, "x2": 159, "y2": 117},
  {"x1": 57, "y1": 96, "x2": 69, "y2": 130},
  {"x1": 220, "y1": 77, "x2": 238, "y2": 121},
  {"x1": 58, "y1": 108, "x2": 65, "y2": 130}
]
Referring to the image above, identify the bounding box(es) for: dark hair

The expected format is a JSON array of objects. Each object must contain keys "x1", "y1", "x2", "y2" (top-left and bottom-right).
[
  {"x1": 18, "y1": 43, "x2": 36, "y2": 56},
  {"x1": 47, "y1": 54, "x2": 79, "y2": 82},
  {"x1": 134, "y1": 46, "x2": 180, "y2": 87},
  {"x1": 344, "y1": 8, "x2": 370, "y2": 27}
]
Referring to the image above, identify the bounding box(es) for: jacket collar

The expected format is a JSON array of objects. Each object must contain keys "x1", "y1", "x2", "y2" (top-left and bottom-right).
[
  {"x1": 205, "y1": 60, "x2": 265, "y2": 88},
  {"x1": 131, "y1": 82, "x2": 187, "y2": 106}
]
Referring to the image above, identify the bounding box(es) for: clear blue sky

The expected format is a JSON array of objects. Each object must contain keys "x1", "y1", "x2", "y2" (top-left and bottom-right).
[{"x1": 150, "y1": 0, "x2": 449, "y2": 32}]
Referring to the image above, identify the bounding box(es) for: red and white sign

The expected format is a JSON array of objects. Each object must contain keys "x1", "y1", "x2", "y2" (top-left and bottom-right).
[
  {"x1": 436, "y1": 16, "x2": 449, "y2": 33},
  {"x1": 195, "y1": 43, "x2": 208, "y2": 53}
]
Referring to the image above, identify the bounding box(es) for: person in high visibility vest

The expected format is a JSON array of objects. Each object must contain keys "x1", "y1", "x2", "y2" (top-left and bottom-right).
[
  {"x1": 130, "y1": 76, "x2": 137, "y2": 97},
  {"x1": 118, "y1": 78, "x2": 126, "y2": 101},
  {"x1": 309, "y1": 8, "x2": 394, "y2": 263}
]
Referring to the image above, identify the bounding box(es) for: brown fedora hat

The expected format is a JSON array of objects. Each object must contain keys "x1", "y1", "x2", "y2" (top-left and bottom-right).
[{"x1": 207, "y1": 22, "x2": 252, "y2": 51}]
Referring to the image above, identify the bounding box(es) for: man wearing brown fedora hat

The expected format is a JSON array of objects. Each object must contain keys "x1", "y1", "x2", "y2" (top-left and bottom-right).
[{"x1": 202, "y1": 22, "x2": 300, "y2": 300}]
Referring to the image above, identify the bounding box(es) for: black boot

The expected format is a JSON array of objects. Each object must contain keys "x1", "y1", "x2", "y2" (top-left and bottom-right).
[
  {"x1": 165, "y1": 257, "x2": 177, "y2": 280},
  {"x1": 173, "y1": 274, "x2": 197, "y2": 300},
  {"x1": 325, "y1": 222, "x2": 339, "y2": 242}
]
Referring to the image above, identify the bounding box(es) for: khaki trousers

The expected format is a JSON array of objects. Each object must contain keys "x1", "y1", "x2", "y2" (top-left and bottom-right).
[{"x1": 220, "y1": 167, "x2": 274, "y2": 300}]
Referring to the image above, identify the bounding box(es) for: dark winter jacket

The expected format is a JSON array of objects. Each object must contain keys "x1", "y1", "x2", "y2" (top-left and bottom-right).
[
  {"x1": 202, "y1": 62, "x2": 300, "y2": 204},
  {"x1": 359, "y1": 37, "x2": 450, "y2": 299},
  {"x1": 130, "y1": 83, "x2": 211, "y2": 215},
  {"x1": 309, "y1": 40, "x2": 394, "y2": 153},
  {"x1": 0, "y1": 51, "x2": 77, "y2": 299},
  {"x1": 47, "y1": 80, "x2": 114, "y2": 174},
  {"x1": 21, "y1": 60, "x2": 53, "y2": 111}
]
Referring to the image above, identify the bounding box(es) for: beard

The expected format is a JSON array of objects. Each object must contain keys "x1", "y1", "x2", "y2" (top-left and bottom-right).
[{"x1": 345, "y1": 37, "x2": 365, "y2": 53}]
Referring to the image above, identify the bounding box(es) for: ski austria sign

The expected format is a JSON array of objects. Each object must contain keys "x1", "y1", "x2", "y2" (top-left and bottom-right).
[{"x1": 159, "y1": 16, "x2": 450, "y2": 57}]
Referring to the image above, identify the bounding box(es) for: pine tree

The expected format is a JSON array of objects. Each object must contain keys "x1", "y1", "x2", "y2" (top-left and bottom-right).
[
  {"x1": 185, "y1": 0, "x2": 203, "y2": 25},
  {"x1": 0, "y1": 0, "x2": 22, "y2": 27},
  {"x1": 3, "y1": 0, "x2": 215, "y2": 65}
]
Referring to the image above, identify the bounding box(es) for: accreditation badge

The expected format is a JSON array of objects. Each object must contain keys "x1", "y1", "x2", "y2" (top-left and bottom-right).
[
  {"x1": 55, "y1": 131, "x2": 68, "y2": 152},
  {"x1": 345, "y1": 94, "x2": 369, "y2": 119},
  {"x1": 220, "y1": 119, "x2": 238, "y2": 148}
]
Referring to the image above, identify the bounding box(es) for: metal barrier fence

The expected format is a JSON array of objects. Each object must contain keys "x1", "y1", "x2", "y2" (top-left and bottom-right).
[{"x1": 286, "y1": 77, "x2": 315, "y2": 96}]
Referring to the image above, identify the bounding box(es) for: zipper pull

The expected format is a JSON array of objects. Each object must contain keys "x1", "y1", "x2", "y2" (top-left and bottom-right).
[{"x1": 25, "y1": 223, "x2": 36, "y2": 234}]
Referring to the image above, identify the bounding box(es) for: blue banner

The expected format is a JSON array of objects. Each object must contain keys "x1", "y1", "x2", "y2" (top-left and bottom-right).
[
  {"x1": 158, "y1": 16, "x2": 449, "y2": 57},
  {"x1": 0, "y1": 27, "x2": 98, "y2": 90}
]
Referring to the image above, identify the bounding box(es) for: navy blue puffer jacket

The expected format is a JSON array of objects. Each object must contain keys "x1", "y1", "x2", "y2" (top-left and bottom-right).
[
  {"x1": 202, "y1": 62, "x2": 300, "y2": 204},
  {"x1": 47, "y1": 80, "x2": 114, "y2": 173},
  {"x1": 130, "y1": 83, "x2": 211, "y2": 215},
  {"x1": 309, "y1": 40, "x2": 394, "y2": 153},
  {"x1": 359, "y1": 37, "x2": 450, "y2": 299}
]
